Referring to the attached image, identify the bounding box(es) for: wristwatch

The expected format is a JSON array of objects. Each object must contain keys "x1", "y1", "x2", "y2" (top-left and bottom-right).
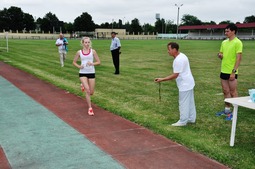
[{"x1": 232, "y1": 69, "x2": 237, "y2": 73}]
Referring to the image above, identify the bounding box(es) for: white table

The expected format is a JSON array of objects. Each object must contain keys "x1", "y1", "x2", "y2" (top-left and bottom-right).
[{"x1": 224, "y1": 96, "x2": 255, "y2": 146}]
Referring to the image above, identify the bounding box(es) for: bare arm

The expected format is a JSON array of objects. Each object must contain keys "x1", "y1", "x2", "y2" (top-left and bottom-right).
[
  {"x1": 73, "y1": 51, "x2": 83, "y2": 69},
  {"x1": 154, "y1": 73, "x2": 179, "y2": 83},
  {"x1": 92, "y1": 49, "x2": 101, "y2": 66},
  {"x1": 230, "y1": 53, "x2": 242, "y2": 80},
  {"x1": 234, "y1": 53, "x2": 242, "y2": 70}
]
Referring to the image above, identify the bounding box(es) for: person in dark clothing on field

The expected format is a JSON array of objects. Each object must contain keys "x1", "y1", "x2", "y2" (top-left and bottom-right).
[{"x1": 110, "y1": 32, "x2": 121, "y2": 74}]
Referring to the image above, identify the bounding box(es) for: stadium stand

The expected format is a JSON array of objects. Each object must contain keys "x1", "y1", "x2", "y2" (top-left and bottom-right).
[{"x1": 179, "y1": 22, "x2": 255, "y2": 40}]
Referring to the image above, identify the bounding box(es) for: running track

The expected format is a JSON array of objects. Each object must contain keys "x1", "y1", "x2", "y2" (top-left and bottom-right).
[{"x1": 0, "y1": 62, "x2": 229, "y2": 169}]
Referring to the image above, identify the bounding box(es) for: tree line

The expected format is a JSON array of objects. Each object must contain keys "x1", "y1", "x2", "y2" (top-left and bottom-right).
[{"x1": 1, "y1": 6, "x2": 255, "y2": 34}]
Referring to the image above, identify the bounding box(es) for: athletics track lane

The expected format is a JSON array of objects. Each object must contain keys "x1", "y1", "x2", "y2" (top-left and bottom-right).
[{"x1": 0, "y1": 62, "x2": 229, "y2": 169}]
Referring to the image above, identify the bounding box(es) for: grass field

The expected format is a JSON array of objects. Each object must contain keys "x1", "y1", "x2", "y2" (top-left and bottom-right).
[{"x1": 0, "y1": 39, "x2": 255, "y2": 169}]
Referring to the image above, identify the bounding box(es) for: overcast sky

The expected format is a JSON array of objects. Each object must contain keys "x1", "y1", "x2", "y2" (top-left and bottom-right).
[{"x1": 1, "y1": 0, "x2": 254, "y2": 25}]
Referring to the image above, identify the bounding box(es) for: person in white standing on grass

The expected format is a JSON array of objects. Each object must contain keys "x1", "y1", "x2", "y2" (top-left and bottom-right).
[
  {"x1": 154, "y1": 42, "x2": 196, "y2": 126},
  {"x1": 73, "y1": 37, "x2": 100, "y2": 116},
  {"x1": 55, "y1": 33, "x2": 68, "y2": 67}
]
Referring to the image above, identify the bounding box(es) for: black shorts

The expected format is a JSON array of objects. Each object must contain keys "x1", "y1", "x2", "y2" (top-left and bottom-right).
[
  {"x1": 220, "y1": 72, "x2": 238, "y2": 80},
  {"x1": 79, "y1": 73, "x2": 95, "y2": 79}
]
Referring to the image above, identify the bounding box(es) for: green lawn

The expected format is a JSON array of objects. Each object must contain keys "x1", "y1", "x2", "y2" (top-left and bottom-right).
[{"x1": 0, "y1": 39, "x2": 255, "y2": 169}]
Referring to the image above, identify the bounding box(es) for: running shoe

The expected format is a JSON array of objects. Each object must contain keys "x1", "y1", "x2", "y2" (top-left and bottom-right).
[
  {"x1": 225, "y1": 113, "x2": 233, "y2": 121},
  {"x1": 171, "y1": 121, "x2": 186, "y2": 127},
  {"x1": 216, "y1": 110, "x2": 228, "y2": 116},
  {"x1": 88, "y1": 108, "x2": 94, "y2": 116}
]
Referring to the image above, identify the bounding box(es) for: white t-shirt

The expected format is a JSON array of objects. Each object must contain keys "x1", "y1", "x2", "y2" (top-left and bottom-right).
[
  {"x1": 173, "y1": 52, "x2": 195, "y2": 91},
  {"x1": 110, "y1": 37, "x2": 121, "y2": 51},
  {"x1": 55, "y1": 38, "x2": 66, "y2": 52},
  {"x1": 79, "y1": 49, "x2": 95, "y2": 74}
]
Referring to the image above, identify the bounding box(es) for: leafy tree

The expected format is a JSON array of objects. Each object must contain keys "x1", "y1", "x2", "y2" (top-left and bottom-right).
[
  {"x1": 219, "y1": 20, "x2": 232, "y2": 24},
  {"x1": 155, "y1": 18, "x2": 165, "y2": 33},
  {"x1": 202, "y1": 21, "x2": 216, "y2": 25},
  {"x1": 23, "y1": 13, "x2": 36, "y2": 31},
  {"x1": 0, "y1": 6, "x2": 35, "y2": 31},
  {"x1": 154, "y1": 19, "x2": 174, "y2": 33},
  {"x1": 181, "y1": 14, "x2": 202, "y2": 26},
  {"x1": 111, "y1": 21, "x2": 118, "y2": 29},
  {"x1": 38, "y1": 12, "x2": 60, "y2": 33},
  {"x1": 118, "y1": 19, "x2": 123, "y2": 28},
  {"x1": 99, "y1": 22, "x2": 110, "y2": 29},
  {"x1": 165, "y1": 20, "x2": 175, "y2": 33},
  {"x1": 58, "y1": 21, "x2": 65, "y2": 32},
  {"x1": 143, "y1": 23, "x2": 154, "y2": 34},
  {"x1": 124, "y1": 21, "x2": 131, "y2": 33},
  {"x1": 64, "y1": 22, "x2": 74, "y2": 33},
  {"x1": 7, "y1": 6, "x2": 24, "y2": 31},
  {"x1": 243, "y1": 15, "x2": 255, "y2": 23},
  {"x1": 0, "y1": 8, "x2": 9, "y2": 30},
  {"x1": 35, "y1": 17, "x2": 42, "y2": 31},
  {"x1": 129, "y1": 18, "x2": 142, "y2": 34},
  {"x1": 73, "y1": 12, "x2": 95, "y2": 31}
]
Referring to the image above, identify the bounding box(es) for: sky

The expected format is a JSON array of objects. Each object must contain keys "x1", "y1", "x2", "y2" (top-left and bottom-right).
[{"x1": 0, "y1": 0, "x2": 254, "y2": 25}]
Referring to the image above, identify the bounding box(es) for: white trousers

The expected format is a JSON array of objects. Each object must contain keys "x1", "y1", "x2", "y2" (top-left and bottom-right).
[
  {"x1": 178, "y1": 89, "x2": 196, "y2": 124},
  {"x1": 59, "y1": 51, "x2": 67, "y2": 67}
]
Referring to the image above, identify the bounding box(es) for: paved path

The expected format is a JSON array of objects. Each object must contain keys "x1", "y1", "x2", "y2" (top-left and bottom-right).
[{"x1": 0, "y1": 62, "x2": 229, "y2": 169}]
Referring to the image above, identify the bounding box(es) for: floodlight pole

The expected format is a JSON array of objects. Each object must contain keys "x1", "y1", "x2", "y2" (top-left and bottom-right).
[
  {"x1": 6, "y1": 32, "x2": 9, "y2": 52},
  {"x1": 112, "y1": 19, "x2": 114, "y2": 32},
  {"x1": 175, "y1": 4, "x2": 183, "y2": 39},
  {"x1": 162, "y1": 19, "x2": 164, "y2": 33}
]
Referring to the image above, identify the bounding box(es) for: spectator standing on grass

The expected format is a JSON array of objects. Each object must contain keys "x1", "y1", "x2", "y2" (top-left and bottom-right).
[
  {"x1": 73, "y1": 37, "x2": 100, "y2": 116},
  {"x1": 110, "y1": 32, "x2": 121, "y2": 74},
  {"x1": 154, "y1": 42, "x2": 196, "y2": 127},
  {"x1": 216, "y1": 23, "x2": 243, "y2": 121},
  {"x1": 55, "y1": 33, "x2": 68, "y2": 67}
]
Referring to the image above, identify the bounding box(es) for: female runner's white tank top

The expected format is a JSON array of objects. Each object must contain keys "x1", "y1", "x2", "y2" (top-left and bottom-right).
[{"x1": 79, "y1": 49, "x2": 95, "y2": 74}]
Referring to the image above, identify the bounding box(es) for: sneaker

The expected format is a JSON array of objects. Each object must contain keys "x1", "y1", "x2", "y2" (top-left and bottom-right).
[
  {"x1": 225, "y1": 113, "x2": 232, "y2": 121},
  {"x1": 88, "y1": 108, "x2": 94, "y2": 116},
  {"x1": 80, "y1": 83, "x2": 85, "y2": 92},
  {"x1": 171, "y1": 122, "x2": 186, "y2": 127},
  {"x1": 216, "y1": 110, "x2": 228, "y2": 116}
]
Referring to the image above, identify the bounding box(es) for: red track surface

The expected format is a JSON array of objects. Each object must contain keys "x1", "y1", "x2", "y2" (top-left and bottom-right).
[
  {"x1": 0, "y1": 62, "x2": 230, "y2": 169},
  {"x1": 0, "y1": 146, "x2": 11, "y2": 169}
]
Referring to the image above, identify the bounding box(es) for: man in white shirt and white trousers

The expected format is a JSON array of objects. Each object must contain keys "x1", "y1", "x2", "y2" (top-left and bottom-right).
[
  {"x1": 154, "y1": 42, "x2": 196, "y2": 126},
  {"x1": 56, "y1": 33, "x2": 68, "y2": 67}
]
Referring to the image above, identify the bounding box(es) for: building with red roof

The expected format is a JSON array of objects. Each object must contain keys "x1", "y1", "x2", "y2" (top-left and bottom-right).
[{"x1": 178, "y1": 22, "x2": 255, "y2": 40}]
